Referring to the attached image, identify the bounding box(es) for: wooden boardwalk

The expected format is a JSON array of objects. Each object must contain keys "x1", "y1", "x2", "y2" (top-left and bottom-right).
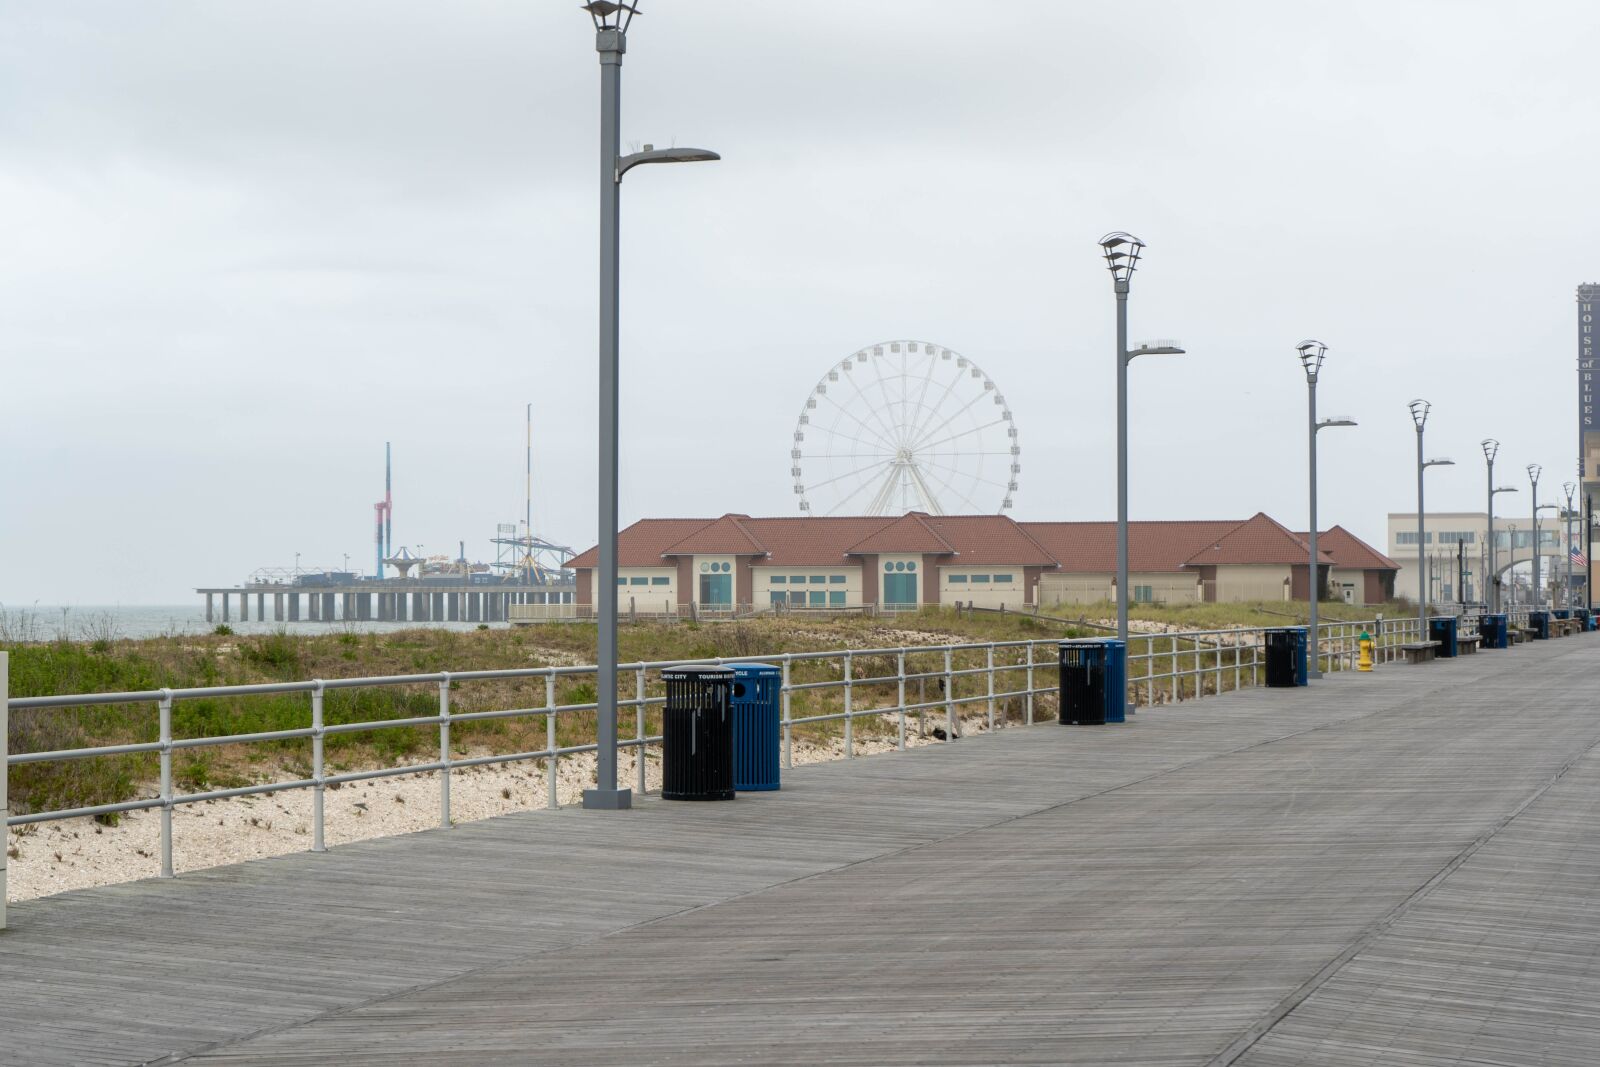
[{"x1": 4, "y1": 637, "x2": 1600, "y2": 1065}]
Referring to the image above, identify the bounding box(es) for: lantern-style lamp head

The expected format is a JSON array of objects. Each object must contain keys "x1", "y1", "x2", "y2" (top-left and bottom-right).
[
  {"x1": 1408, "y1": 399, "x2": 1430, "y2": 431},
  {"x1": 1296, "y1": 340, "x2": 1327, "y2": 384},
  {"x1": 1098, "y1": 232, "x2": 1145, "y2": 289}
]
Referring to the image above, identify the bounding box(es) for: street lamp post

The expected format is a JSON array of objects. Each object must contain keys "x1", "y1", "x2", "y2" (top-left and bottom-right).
[
  {"x1": 1100, "y1": 232, "x2": 1183, "y2": 718},
  {"x1": 582, "y1": 0, "x2": 719, "y2": 811},
  {"x1": 1297, "y1": 340, "x2": 1354, "y2": 679},
  {"x1": 1299, "y1": 337, "x2": 1350, "y2": 681},
  {"x1": 1563, "y1": 482, "x2": 1577, "y2": 609},
  {"x1": 1528, "y1": 465, "x2": 1543, "y2": 611},
  {"x1": 1482, "y1": 439, "x2": 1517, "y2": 614},
  {"x1": 1410, "y1": 400, "x2": 1453, "y2": 639}
]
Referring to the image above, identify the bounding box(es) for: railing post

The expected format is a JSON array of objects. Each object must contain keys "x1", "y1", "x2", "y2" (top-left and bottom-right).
[
  {"x1": 1171, "y1": 636, "x2": 1178, "y2": 703},
  {"x1": 985, "y1": 644, "x2": 996, "y2": 730},
  {"x1": 897, "y1": 650, "x2": 908, "y2": 749},
  {"x1": 1024, "y1": 642, "x2": 1034, "y2": 725},
  {"x1": 781, "y1": 655, "x2": 793, "y2": 769},
  {"x1": 843, "y1": 653, "x2": 854, "y2": 758},
  {"x1": 311, "y1": 681, "x2": 326, "y2": 853},
  {"x1": 1233, "y1": 629, "x2": 1241, "y2": 691},
  {"x1": 438, "y1": 673, "x2": 452, "y2": 830},
  {"x1": 635, "y1": 667, "x2": 647, "y2": 796},
  {"x1": 159, "y1": 690, "x2": 174, "y2": 879},
  {"x1": 1, "y1": 651, "x2": 8, "y2": 930},
  {"x1": 546, "y1": 671, "x2": 559, "y2": 810},
  {"x1": 943, "y1": 648, "x2": 955, "y2": 739}
]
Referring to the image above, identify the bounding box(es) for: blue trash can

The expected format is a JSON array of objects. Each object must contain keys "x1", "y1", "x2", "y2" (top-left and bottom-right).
[
  {"x1": 1104, "y1": 639, "x2": 1128, "y2": 723},
  {"x1": 1291, "y1": 626, "x2": 1308, "y2": 685},
  {"x1": 1479, "y1": 613, "x2": 1508, "y2": 649},
  {"x1": 1554, "y1": 608, "x2": 1572, "y2": 621},
  {"x1": 728, "y1": 662, "x2": 781, "y2": 791},
  {"x1": 1059, "y1": 639, "x2": 1126, "y2": 725},
  {"x1": 1529, "y1": 610, "x2": 1550, "y2": 639},
  {"x1": 1428, "y1": 616, "x2": 1459, "y2": 657}
]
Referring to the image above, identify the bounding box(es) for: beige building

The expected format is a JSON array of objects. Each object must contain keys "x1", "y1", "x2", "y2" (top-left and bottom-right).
[{"x1": 564, "y1": 511, "x2": 1399, "y2": 615}]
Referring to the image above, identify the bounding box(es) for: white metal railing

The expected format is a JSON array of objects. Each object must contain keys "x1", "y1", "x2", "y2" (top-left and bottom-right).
[{"x1": 3, "y1": 619, "x2": 1421, "y2": 891}]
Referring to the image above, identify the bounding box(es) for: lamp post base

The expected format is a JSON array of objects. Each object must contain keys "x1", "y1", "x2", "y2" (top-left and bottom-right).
[{"x1": 581, "y1": 787, "x2": 634, "y2": 810}]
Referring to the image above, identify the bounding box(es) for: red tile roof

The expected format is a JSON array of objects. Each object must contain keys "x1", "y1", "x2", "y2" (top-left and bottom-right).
[
  {"x1": 661, "y1": 515, "x2": 768, "y2": 557},
  {"x1": 564, "y1": 518, "x2": 715, "y2": 570},
  {"x1": 566, "y1": 513, "x2": 1396, "y2": 576},
  {"x1": 1021, "y1": 520, "x2": 1242, "y2": 573},
  {"x1": 1302, "y1": 525, "x2": 1401, "y2": 572},
  {"x1": 844, "y1": 513, "x2": 957, "y2": 556},
  {"x1": 1182, "y1": 513, "x2": 1333, "y2": 567},
  {"x1": 917, "y1": 515, "x2": 1058, "y2": 566},
  {"x1": 735, "y1": 516, "x2": 898, "y2": 566}
]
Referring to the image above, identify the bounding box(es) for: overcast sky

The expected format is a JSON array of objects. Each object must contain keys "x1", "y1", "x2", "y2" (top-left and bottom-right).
[{"x1": 3, "y1": 0, "x2": 1597, "y2": 604}]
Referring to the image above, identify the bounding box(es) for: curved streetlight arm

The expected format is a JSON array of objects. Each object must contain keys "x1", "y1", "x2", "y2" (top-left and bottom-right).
[
  {"x1": 616, "y1": 146, "x2": 720, "y2": 182},
  {"x1": 1316, "y1": 416, "x2": 1357, "y2": 432},
  {"x1": 1492, "y1": 486, "x2": 1519, "y2": 495},
  {"x1": 1423, "y1": 458, "x2": 1455, "y2": 469},
  {"x1": 1127, "y1": 340, "x2": 1185, "y2": 362}
]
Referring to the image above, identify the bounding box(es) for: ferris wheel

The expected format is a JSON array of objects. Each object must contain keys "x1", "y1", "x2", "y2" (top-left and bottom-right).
[{"x1": 790, "y1": 340, "x2": 1020, "y2": 516}]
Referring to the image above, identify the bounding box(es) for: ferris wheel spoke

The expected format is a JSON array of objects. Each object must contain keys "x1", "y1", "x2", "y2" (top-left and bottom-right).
[
  {"x1": 907, "y1": 390, "x2": 994, "y2": 452},
  {"x1": 903, "y1": 460, "x2": 946, "y2": 515},
  {"x1": 816, "y1": 392, "x2": 900, "y2": 453},
  {"x1": 837, "y1": 363, "x2": 906, "y2": 448},
  {"x1": 804, "y1": 458, "x2": 895, "y2": 494},
  {"x1": 902, "y1": 355, "x2": 943, "y2": 455},
  {"x1": 912, "y1": 460, "x2": 985, "y2": 514},
  {"x1": 867, "y1": 354, "x2": 915, "y2": 449},
  {"x1": 919, "y1": 457, "x2": 1012, "y2": 492},
  {"x1": 837, "y1": 462, "x2": 900, "y2": 515},
  {"x1": 913, "y1": 418, "x2": 1009, "y2": 455}
]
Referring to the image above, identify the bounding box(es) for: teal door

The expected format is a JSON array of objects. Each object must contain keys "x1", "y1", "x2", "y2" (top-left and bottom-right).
[
  {"x1": 883, "y1": 573, "x2": 918, "y2": 607},
  {"x1": 699, "y1": 574, "x2": 732, "y2": 606}
]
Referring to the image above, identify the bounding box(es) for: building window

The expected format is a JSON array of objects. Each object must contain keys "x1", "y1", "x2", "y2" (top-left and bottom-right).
[
  {"x1": 829, "y1": 591, "x2": 846, "y2": 606},
  {"x1": 789, "y1": 591, "x2": 806, "y2": 606},
  {"x1": 629, "y1": 577, "x2": 648, "y2": 586},
  {"x1": 809, "y1": 575, "x2": 826, "y2": 584},
  {"x1": 829, "y1": 574, "x2": 846, "y2": 584},
  {"x1": 651, "y1": 577, "x2": 670, "y2": 586},
  {"x1": 906, "y1": 561, "x2": 916, "y2": 572},
  {"x1": 948, "y1": 575, "x2": 968, "y2": 584},
  {"x1": 1437, "y1": 531, "x2": 1475, "y2": 544},
  {"x1": 790, "y1": 575, "x2": 806, "y2": 584},
  {"x1": 809, "y1": 590, "x2": 825, "y2": 607},
  {"x1": 1395, "y1": 532, "x2": 1432, "y2": 545},
  {"x1": 616, "y1": 578, "x2": 626, "y2": 586},
  {"x1": 770, "y1": 576, "x2": 786, "y2": 584},
  {"x1": 770, "y1": 591, "x2": 786, "y2": 606},
  {"x1": 884, "y1": 562, "x2": 894, "y2": 573},
  {"x1": 1134, "y1": 584, "x2": 1154, "y2": 603},
  {"x1": 993, "y1": 574, "x2": 1014, "y2": 584},
  {"x1": 972, "y1": 575, "x2": 991, "y2": 584}
]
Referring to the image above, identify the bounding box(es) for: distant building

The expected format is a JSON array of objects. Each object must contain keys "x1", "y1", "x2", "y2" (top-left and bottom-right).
[{"x1": 563, "y1": 511, "x2": 1398, "y2": 615}]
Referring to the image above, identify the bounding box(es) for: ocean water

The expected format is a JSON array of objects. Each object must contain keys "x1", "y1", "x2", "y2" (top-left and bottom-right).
[{"x1": 0, "y1": 604, "x2": 506, "y2": 642}]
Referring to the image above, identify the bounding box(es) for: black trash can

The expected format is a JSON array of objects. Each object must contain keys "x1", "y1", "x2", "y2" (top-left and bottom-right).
[
  {"x1": 1059, "y1": 640, "x2": 1109, "y2": 726},
  {"x1": 1479, "y1": 613, "x2": 1508, "y2": 649},
  {"x1": 660, "y1": 665, "x2": 735, "y2": 801},
  {"x1": 1264, "y1": 628, "x2": 1304, "y2": 688},
  {"x1": 1529, "y1": 610, "x2": 1550, "y2": 640},
  {"x1": 1428, "y1": 616, "x2": 1459, "y2": 657}
]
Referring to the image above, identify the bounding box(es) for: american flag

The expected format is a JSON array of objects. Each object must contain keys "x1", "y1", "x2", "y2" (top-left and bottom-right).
[{"x1": 1571, "y1": 545, "x2": 1588, "y2": 567}]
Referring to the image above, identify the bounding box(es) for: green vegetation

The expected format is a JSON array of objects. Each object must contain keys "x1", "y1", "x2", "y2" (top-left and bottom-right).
[{"x1": 2, "y1": 602, "x2": 1392, "y2": 817}]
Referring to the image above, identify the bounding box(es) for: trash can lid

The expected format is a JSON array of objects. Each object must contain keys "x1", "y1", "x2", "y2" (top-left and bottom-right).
[
  {"x1": 660, "y1": 664, "x2": 736, "y2": 680},
  {"x1": 727, "y1": 661, "x2": 781, "y2": 677},
  {"x1": 1059, "y1": 637, "x2": 1121, "y2": 648}
]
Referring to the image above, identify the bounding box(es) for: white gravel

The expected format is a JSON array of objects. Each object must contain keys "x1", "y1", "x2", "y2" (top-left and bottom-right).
[{"x1": 6, "y1": 712, "x2": 997, "y2": 902}]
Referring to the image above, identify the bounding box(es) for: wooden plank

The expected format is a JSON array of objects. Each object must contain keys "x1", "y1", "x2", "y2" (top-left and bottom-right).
[{"x1": 2, "y1": 637, "x2": 1599, "y2": 1065}]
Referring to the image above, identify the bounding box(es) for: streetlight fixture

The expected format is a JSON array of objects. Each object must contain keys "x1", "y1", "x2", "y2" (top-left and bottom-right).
[
  {"x1": 1297, "y1": 340, "x2": 1355, "y2": 679},
  {"x1": 1482, "y1": 439, "x2": 1519, "y2": 613},
  {"x1": 1409, "y1": 400, "x2": 1453, "y2": 638},
  {"x1": 1101, "y1": 231, "x2": 1183, "y2": 718},
  {"x1": 1528, "y1": 464, "x2": 1543, "y2": 611},
  {"x1": 583, "y1": 0, "x2": 720, "y2": 811}
]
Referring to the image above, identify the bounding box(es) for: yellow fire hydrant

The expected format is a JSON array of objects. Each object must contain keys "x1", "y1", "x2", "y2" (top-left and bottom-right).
[{"x1": 1357, "y1": 631, "x2": 1374, "y2": 672}]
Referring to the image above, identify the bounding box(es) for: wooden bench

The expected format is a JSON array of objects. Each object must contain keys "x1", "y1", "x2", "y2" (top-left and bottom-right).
[
  {"x1": 1511, "y1": 628, "x2": 1533, "y2": 645},
  {"x1": 1555, "y1": 619, "x2": 1581, "y2": 637},
  {"x1": 1399, "y1": 641, "x2": 1441, "y2": 664},
  {"x1": 1457, "y1": 633, "x2": 1482, "y2": 655}
]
